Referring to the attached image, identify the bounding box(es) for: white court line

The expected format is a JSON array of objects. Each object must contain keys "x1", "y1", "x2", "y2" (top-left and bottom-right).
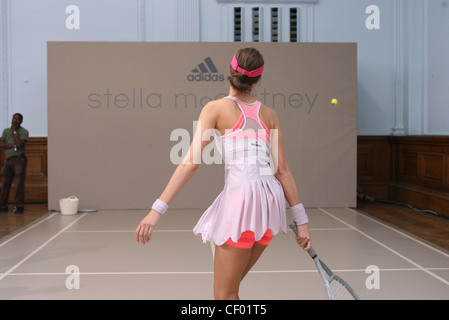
[
  {"x1": 319, "y1": 208, "x2": 449, "y2": 286},
  {"x1": 0, "y1": 213, "x2": 88, "y2": 282},
  {"x1": 65, "y1": 230, "x2": 194, "y2": 233},
  {"x1": 63, "y1": 227, "x2": 350, "y2": 263},
  {"x1": 0, "y1": 212, "x2": 58, "y2": 248},
  {"x1": 307, "y1": 228, "x2": 353, "y2": 231},
  {"x1": 64, "y1": 227, "x2": 352, "y2": 233},
  {"x1": 5, "y1": 267, "x2": 449, "y2": 277},
  {"x1": 204, "y1": 227, "x2": 351, "y2": 261},
  {"x1": 346, "y1": 207, "x2": 449, "y2": 258},
  {"x1": 5, "y1": 271, "x2": 216, "y2": 276}
]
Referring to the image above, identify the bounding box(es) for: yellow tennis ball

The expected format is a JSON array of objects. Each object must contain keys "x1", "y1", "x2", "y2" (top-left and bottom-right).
[{"x1": 331, "y1": 98, "x2": 338, "y2": 105}]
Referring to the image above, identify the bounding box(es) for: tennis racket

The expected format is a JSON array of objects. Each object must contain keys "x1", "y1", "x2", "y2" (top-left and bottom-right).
[{"x1": 289, "y1": 222, "x2": 360, "y2": 300}]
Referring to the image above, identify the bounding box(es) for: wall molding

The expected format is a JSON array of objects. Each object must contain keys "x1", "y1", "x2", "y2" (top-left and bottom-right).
[
  {"x1": 305, "y1": 3, "x2": 315, "y2": 42},
  {"x1": 393, "y1": 0, "x2": 430, "y2": 136},
  {"x1": 1, "y1": 0, "x2": 11, "y2": 130},
  {"x1": 422, "y1": 0, "x2": 429, "y2": 134},
  {"x1": 138, "y1": 0, "x2": 146, "y2": 41},
  {"x1": 392, "y1": 0, "x2": 405, "y2": 136},
  {"x1": 177, "y1": 0, "x2": 200, "y2": 41}
]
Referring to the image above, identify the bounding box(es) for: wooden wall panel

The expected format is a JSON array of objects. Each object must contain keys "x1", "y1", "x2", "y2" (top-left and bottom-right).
[
  {"x1": 422, "y1": 153, "x2": 445, "y2": 184},
  {"x1": 392, "y1": 136, "x2": 449, "y2": 194},
  {"x1": 357, "y1": 136, "x2": 391, "y2": 199},
  {"x1": 358, "y1": 136, "x2": 449, "y2": 217}
]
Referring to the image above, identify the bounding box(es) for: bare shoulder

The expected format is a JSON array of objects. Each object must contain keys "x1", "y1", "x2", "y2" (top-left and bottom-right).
[
  {"x1": 199, "y1": 98, "x2": 233, "y2": 126},
  {"x1": 205, "y1": 98, "x2": 232, "y2": 110},
  {"x1": 200, "y1": 99, "x2": 223, "y2": 116},
  {"x1": 260, "y1": 103, "x2": 280, "y2": 129}
]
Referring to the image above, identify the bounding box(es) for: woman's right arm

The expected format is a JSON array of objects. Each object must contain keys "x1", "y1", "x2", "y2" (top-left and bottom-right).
[{"x1": 135, "y1": 102, "x2": 218, "y2": 244}]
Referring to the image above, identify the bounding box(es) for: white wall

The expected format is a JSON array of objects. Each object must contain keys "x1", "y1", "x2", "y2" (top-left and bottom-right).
[
  {"x1": 427, "y1": 0, "x2": 449, "y2": 134},
  {"x1": 314, "y1": 0, "x2": 396, "y2": 135},
  {"x1": 1, "y1": 0, "x2": 448, "y2": 136},
  {"x1": 2, "y1": 0, "x2": 141, "y2": 136}
]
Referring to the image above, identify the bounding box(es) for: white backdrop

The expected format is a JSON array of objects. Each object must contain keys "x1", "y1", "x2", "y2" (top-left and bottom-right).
[{"x1": 48, "y1": 42, "x2": 357, "y2": 210}]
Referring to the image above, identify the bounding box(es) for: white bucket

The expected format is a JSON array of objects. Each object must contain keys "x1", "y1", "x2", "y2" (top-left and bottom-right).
[{"x1": 59, "y1": 196, "x2": 79, "y2": 215}]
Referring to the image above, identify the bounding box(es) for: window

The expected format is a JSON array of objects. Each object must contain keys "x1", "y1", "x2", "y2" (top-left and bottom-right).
[
  {"x1": 252, "y1": 7, "x2": 260, "y2": 42},
  {"x1": 233, "y1": 7, "x2": 242, "y2": 41},
  {"x1": 230, "y1": 4, "x2": 311, "y2": 42},
  {"x1": 271, "y1": 7, "x2": 279, "y2": 42},
  {"x1": 290, "y1": 8, "x2": 298, "y2": 42}
]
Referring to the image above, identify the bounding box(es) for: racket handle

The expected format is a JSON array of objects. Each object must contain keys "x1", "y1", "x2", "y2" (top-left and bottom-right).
[
  {"x1": 289, "y1": 221, "x2": 317, "y2": 259},
  {"x1": 308, "y1": 247, "x2": 317, "y2": 259},
  {"x1": 289, "y1": 221, "x2": 299, "y2": 235}
]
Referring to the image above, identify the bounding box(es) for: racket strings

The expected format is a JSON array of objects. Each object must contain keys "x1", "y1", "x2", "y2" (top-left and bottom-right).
[{"x1": 330, "y1": 279, "x2": 357, "y2": 300}]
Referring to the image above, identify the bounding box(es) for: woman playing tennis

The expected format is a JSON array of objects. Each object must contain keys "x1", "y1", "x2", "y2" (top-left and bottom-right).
[{"x1": 135, "y1": 48, "x2": 312, "y2": 300}]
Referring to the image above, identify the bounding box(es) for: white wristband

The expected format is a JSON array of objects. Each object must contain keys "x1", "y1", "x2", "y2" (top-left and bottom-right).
[
  {"x1": 289, "y1": 203, "x2": 309, "y2": 226},
  {"x1": 152, "y1": 199, "x2": 169, "y2": 215}
]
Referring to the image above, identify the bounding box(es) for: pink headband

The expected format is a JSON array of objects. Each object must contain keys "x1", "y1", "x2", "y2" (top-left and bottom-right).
[{"x1": 231, "y1": 52, "x2": 264, "y2": 77}]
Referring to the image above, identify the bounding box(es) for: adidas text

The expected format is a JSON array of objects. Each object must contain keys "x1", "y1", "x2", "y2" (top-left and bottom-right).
[{"x1": 187, "y1": 73, "x2": 225, "y2": 82}]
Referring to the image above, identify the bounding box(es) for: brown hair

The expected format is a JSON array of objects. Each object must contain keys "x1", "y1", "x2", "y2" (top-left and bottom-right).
[{"x1": 227, "y1": 48, "x2": 264, "y2": 92}]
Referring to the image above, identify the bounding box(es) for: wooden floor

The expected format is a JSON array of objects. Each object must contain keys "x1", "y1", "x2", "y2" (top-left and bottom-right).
[
  {"x1": 0, "y1": 203, "x2": 50, "y2": 240},
  {"x1": 1, "y1": 201, "x2": 449, "y2": 251},
  {"x1": 356, "y1": 200, "x2": 449, "y2": 251}
]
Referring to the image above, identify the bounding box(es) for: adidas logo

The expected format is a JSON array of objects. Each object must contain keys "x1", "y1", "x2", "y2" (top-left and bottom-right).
[{"x1": 187, "y1": 57, "x2": 225, "y2": 82}]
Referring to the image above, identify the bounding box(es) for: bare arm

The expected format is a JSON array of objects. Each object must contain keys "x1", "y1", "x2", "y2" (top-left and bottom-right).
[
  {"x1": 271, "y1": 113, "x2": 300, "y2": 206},
  {"x1": 0, "y1": 125, "x2": 26, "y2": 149},
  {"x1": 0, "y1": 136, "x2": 18, "y2": 150},
  {"x1": 135, "y1": 102, "x2": 218, "y2": 244},
  {"x1": 12, "y1": 127, "x2": 27, "y2": 149},
  {"x1": 271, "y1": 111, "x2": 312, "y2": 251}
]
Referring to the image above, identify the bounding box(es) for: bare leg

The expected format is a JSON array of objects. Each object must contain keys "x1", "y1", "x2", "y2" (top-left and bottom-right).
[
  {"x1": 241, "y1": 243, "x2": 267, "y2": 280},
  {"x1": 213, "y1": 243, "x2": 268, "y2": 300},
  {"x1": 214, "y1": 244, "x2": 251, "y2": 300}
]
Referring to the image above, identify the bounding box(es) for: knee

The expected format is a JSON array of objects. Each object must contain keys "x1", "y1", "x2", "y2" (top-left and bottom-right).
[{"x1": 15, "y1": 169, "x2": 24, "y2": 177}]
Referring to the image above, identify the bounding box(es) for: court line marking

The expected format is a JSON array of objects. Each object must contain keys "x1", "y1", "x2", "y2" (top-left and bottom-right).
[
  {"x1": 203, "y1": 227, "x2": 352, "y2": 261},
  {"x1": 2, "y1": 209, "x2": 446, "y2": 279},
  {"x1": 0, "y1": 212, "x2": 58, "y2": 248},
  {"x1": 64, "y1": 230, "x2": 195, "y2": 233},
  {"x1": 0, "y1": 213, "x2": 88, "y2": 282},
  {"x1": 4, "y1": 267, "x2": 449, "y2": 277},
  {"x1": 64, "y1": 227, "x2": 352, "y2": 233},
  {"x1": 319, "y1": 208, "x2": 449, "y2": 286},
  {"x1": 346, "y1": 207, "x2": 449, "y2": 258}
]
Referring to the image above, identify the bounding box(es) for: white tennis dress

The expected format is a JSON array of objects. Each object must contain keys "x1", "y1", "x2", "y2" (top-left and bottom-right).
[{"x1": 193, "y1": 96, "x2": 287, "y2": 245}]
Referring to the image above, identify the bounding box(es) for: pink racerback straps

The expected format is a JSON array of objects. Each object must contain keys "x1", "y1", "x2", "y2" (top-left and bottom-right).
[{"x1": 226, "y1": 97, "x2": 271, "y2": 138}]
